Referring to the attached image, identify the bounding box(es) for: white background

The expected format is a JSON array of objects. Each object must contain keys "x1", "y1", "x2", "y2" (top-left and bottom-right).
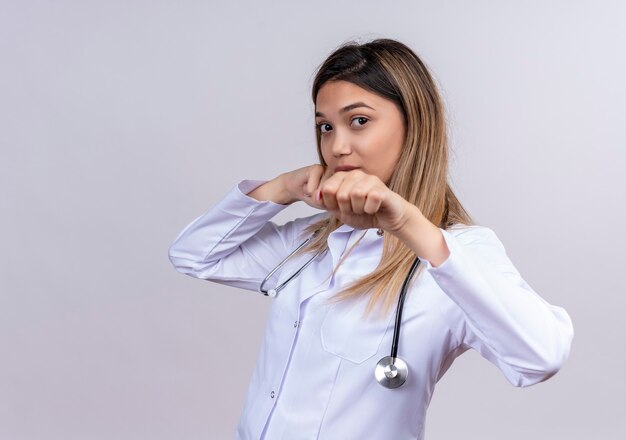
[{"x1": 1, "y1": 1, "x2": 624, "y2": 438}]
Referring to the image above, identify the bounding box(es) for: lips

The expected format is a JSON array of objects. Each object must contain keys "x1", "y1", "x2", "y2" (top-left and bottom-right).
[{"x1": 334, "y1": 165, "x2": 360, "y2": 173}]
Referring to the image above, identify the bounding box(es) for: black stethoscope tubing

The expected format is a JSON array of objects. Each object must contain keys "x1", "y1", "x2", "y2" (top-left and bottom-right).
[{"x1": 391, "y1": 255, "x2": 421, "y2": 360}]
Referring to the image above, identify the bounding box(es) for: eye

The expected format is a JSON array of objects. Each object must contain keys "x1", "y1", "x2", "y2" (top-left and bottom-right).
[
  {"x1": 351, "y1": 116, "x2": 369, "y2": 127},
  {"x1": 316, "y1": 122, "x2": 332, "y2": 134},
  {"x1": 315, "y1": 117, "x2": 369, "y2": 134}
]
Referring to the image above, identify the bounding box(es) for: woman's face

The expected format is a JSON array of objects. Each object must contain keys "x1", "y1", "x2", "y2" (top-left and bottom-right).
[{"x1": 315, "y1": 80, "x2": 406, "y2": 185}]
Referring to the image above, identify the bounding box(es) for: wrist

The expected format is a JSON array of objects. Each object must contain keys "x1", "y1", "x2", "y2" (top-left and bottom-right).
[
  {"x1": 276, "y1": 173, "x2": 298, "y2": 205},
  {"x1": 390, "y1": 203, "x2": 425, "y2": 238},
  {"x1": 391, "y1": 204, "x2": 450, "y2": 267},
  {"x1": 247, "y1": 175, "x2": 295, "y2": 205}
]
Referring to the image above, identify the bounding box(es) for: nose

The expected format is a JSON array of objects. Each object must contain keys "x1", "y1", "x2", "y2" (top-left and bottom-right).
[{"x1": 330, "y1": 130, "x2": 352, "y2": 158}]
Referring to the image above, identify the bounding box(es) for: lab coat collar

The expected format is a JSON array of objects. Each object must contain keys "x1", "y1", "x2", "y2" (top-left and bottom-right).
[
  {"x1": 331, "y1": 223, "x2": 382, "y2": 238},
  {"x1": 297, "y1": 224, "x2": 381, "y2": 305},
  {"x1": 333, "y1": 223, "x2": 356, "y2": 233}
]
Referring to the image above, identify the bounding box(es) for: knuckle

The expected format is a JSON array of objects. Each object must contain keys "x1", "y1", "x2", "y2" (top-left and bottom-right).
[
  {"x1": 323, "y1": 183, "x2": 336, "y2": 194},
  {"x1": 352, "y1": 186, "x2": 367, "y2": 198},
  {"x1": 368, "y1": 190, "x2": 381, "y2": 201},
  {"x1": 353, "y1": 191, "x2": 366, "y2": 200},
  {"x1": 336, "y1": 191, "x2": 349, "y2": 202}
]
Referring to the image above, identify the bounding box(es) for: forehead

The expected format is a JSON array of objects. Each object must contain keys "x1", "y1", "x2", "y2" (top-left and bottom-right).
[{"x1": 315, "y1": 80, "x2": 389, "y2": 110}]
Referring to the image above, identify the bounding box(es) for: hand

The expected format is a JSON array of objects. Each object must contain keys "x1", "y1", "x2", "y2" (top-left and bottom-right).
[
  {"x1": 281, "y1": 164, "x2": 328, "y2": 208},
  {"x1": 314, "y1": 168, "x2": 412, "y2": 233}
]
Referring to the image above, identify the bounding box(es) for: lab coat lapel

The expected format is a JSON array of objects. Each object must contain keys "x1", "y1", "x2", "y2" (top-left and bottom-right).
[{"x1": 295, "y1": 225, "x2": 353, "y2": 305}]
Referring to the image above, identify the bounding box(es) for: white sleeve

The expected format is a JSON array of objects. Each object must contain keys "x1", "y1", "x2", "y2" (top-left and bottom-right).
[
  {"x1": 168, "y1": 179, "x2": 309, "y2": 292},
  {"x1": 421, "y1": 226, "x2": 574, "y2": 387}
]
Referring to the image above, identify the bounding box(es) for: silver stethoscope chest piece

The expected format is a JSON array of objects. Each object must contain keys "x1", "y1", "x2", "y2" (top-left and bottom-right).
[{"x1": 375, "y1": 356, "x2": 408, "y2": 388}]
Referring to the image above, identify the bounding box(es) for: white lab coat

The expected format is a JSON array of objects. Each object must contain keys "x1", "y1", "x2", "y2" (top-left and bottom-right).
[{"x1": 168, "y1": 179, "x2": 574, "y2": 440}]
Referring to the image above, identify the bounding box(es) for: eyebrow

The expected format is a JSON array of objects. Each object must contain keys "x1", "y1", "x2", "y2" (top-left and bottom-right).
[{"x1": 315, "y1": 102, "x2": 376, "y2": 118}]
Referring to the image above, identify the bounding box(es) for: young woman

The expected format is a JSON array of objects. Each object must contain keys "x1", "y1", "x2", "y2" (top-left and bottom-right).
[{"x1": 168, "y1": 38, "x2": 574, "y2": 440}]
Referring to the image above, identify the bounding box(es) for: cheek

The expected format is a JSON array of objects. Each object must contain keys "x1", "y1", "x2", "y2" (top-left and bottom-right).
[
  {"x1": 369, "y1": 135, "x2": 395, "y2": 161},
  {"x1": 369, "y1": 132, "x2": 403, "y2": 173},
  {"x1": 381, "y1": 127, "x2": 404, "y2": 159},
  {"x1": 320, "y1": 143, "x2": 331, "y2": 164}
]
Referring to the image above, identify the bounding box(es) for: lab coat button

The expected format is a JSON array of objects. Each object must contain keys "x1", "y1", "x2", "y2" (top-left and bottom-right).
[
  {"x1": 270, "y1": 391, "x2": 275, "y2": 398},
  {"x1": 293, "y1": 320, "x2": 301, "y2": 328}
]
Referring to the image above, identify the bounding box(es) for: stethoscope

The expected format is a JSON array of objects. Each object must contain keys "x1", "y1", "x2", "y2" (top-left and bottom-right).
[{"x1": 259, "y1": 227, "x2": 421, "y2": 389}]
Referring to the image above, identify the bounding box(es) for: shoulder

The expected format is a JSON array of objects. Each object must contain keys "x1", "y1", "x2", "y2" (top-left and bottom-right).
[
  {"x1": 445, "y1": 223, "x2": 503, "y2": 247},
  {"x1": 443, "y1": 223, "x2": 517, "y2": 273}
]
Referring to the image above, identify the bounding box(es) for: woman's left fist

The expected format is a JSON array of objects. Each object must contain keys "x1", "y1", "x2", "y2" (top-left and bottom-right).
[{"x1": 312, "y1": 168, "x2": 412, "y2": 233}]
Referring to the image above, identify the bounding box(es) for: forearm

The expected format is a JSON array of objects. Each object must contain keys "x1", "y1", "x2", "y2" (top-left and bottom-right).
[
  {"x1": 168, "y1": 179, "x2": 290, "y2": 287},
  {"x1": 392, "y1": 203, "x2": 450, "y2": 267},
  {"x1": 247, "y1": 174, "x2": 295, "y2": 205}
]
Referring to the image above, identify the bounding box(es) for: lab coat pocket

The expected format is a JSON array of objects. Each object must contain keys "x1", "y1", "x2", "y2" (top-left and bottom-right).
[{"x1": 320, "y1": 296, "x2": 395, "y2": 364}]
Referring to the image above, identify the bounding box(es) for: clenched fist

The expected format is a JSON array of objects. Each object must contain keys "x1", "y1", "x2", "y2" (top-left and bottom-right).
[{"x1": 282, "y1": 164, "x2": 413, "y2": 233}]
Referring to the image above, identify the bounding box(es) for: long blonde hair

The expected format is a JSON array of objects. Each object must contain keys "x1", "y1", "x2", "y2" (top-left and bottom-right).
[{"x1": 294, "y1": 38, "x2": 474, "y2": 319}]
